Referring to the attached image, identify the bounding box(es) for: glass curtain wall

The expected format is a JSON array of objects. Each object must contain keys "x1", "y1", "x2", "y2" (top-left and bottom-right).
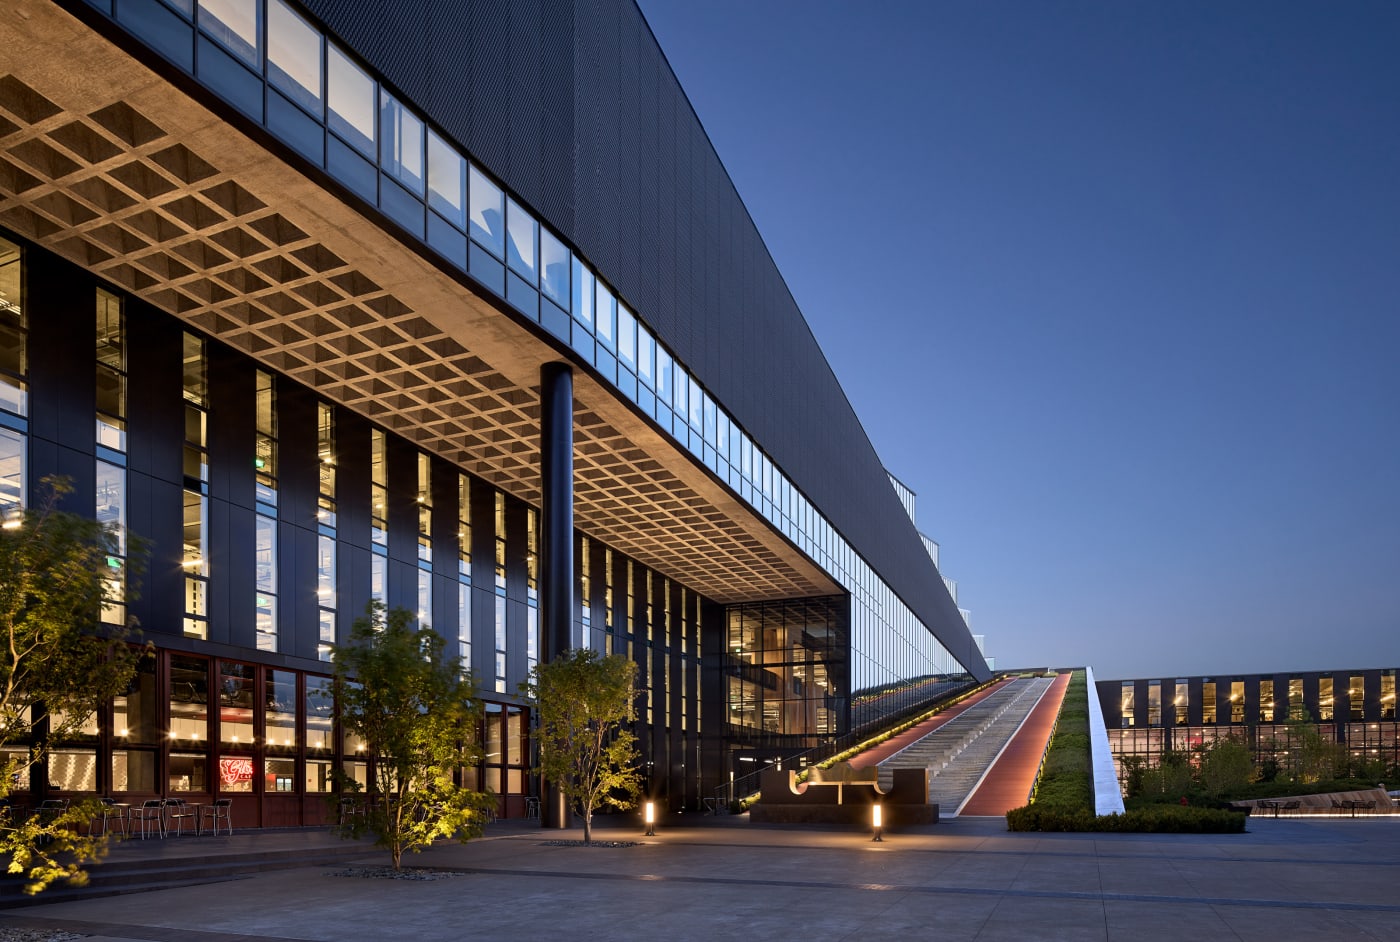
[{"x1": 725, "y1": 596, "x2": 847, "y2": 751}]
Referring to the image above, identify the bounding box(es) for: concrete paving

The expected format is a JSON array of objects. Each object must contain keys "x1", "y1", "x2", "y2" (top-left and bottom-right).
[{"x1": 3, "y1": 814, "x2": 1400, "y2": 941}]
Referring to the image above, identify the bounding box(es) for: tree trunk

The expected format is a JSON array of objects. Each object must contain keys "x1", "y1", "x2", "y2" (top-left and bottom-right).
[{"x1": 582, "y1": 807, "x2": 592, "y2": 845}]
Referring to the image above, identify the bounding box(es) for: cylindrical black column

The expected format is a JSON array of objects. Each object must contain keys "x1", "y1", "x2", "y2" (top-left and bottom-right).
[{"x1": 539, "y1": 362, "x2": 574, "y2": 829}]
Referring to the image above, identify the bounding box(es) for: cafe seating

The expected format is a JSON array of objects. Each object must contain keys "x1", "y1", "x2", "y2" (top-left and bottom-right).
[
  {"x1": 135, "y1": 798, "x2": 165, "y2": 839},
  {"x1": 200, "y1": 797, "x2": 233, "y2": 836},
  {"x1": 165, "y1": 797, "x2": 198, "y2": 836}
]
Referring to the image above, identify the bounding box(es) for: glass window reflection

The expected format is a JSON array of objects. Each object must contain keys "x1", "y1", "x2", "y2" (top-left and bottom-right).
[
  {"x1": 469, "y1": 166, "x2": 504, "y2": 258},
  {"x1": 327, "y1": 45, "x2": 375, "y2": 156},
  {"x1": 267, "y1": 0, "x2": 321, "y2": 114},
  {"x1": 539, "y1": 228, "x2": 569, "y2": 309},
  {"x1": 198, "y1": 0, "x2": 260, "y2": 67},
  {"x1": 426, "y1": 130, "x2": 465, "y2": 227},
  {"x1": 505, "y1": 200, "x2": 536, "y2": 280},
  {"x1": 380, "y1": 92, "x2": 424, "y2": 195}
]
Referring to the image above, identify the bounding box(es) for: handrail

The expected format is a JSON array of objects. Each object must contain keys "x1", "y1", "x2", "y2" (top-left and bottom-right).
[{"x1": 711, "y1": 676, "x2": 1001, "y2": 812}]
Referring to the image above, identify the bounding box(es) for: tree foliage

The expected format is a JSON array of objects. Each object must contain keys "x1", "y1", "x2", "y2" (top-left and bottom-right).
[
  {"x1": 0, "y1": 477, "x2": 146, "y2": 894},
  {"x1": 1196, "y1": 735, "x2": 1257, "y2": 798},
  {"x1": 525, "y1": 648, "x2": 642, "y2": 844},
  {"x1": 331, "y1": 603, "x2": 492, "y2": 869}
]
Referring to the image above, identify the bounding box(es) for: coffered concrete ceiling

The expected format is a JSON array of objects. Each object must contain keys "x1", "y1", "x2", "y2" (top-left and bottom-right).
[{"x1": 0, "y1": 1, "x2": 839, "y2": 603}]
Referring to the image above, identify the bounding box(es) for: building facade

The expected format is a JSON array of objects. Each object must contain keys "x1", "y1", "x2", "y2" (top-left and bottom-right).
[
  {"x1": 0, "y1": 0, "x2": 987, "y2": 825},
  {"x1": 1097, "y1": 668, "x2": 1400, "y2": 787}
]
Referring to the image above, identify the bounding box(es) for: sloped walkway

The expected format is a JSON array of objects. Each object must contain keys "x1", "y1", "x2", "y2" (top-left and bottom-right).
[
  {"x1": 846, "y1": 678, "x2": 1015, "y2": 767},
  {"x1": 958, "y1": 671, "x2": 1070, "y2": 817}
]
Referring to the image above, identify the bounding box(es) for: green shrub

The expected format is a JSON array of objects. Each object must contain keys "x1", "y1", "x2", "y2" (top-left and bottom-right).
[{"x1": 1007, "y1": 803, "x2": 1245, "y2": 834}]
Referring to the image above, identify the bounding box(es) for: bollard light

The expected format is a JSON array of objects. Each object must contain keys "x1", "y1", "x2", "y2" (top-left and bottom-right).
[
  {"x1": 872, "y1": 803, "x2": 883, "y2": 842},
  {"x1": 644, "y1": 800, "x2": 656, "y2": 836}
]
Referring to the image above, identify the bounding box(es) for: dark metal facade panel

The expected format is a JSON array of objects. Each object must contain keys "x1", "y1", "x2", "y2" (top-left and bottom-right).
[{"x1": 288, "y1": 0, "x2": 986, "y2": 677}]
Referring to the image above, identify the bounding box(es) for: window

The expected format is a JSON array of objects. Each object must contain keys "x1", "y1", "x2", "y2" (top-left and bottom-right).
[
  {"x1": 526, "y1": 507, "x2": 538, "y2": 674},
  {"x1": 198, "y1": 0, "x2": 260, "y2": 67},
  {"x1": 255, "y1": 370, "x2": 277, "y2": 505},
  {"x1": 540, "y1": 228, "x2": 569, "y2": 309},
  {"x1": 95, "y1": 459, "x2": 125, "y2": 625},
  {"x1": 265, "y1": 669, "x2": 297, "y2": 751},
  {"x1": 505, "y1": 199, "x2": 536, "y2": 281},
  {"x1": 1147, "y1": 682, "x2": 1161, "y2": 727},
  {"x1": 170, "y1": 655, "x2": 209, "y2": 745},
  {"x1": 1320, "y1": 676, "x2": 1334, "y2": 721},
  {"x1": 494, "y1": 491, "x2": 506, "y2": 693},
  {"x1": 1120, "y1": 682, "x2": 1134, "y2": 728},
  {"x1": 316, "y1": 402, "x2": 336, "y2": 660},
  {"x1": 1259, "y1": 679, "x2": 1274, "y2": 723},
  {"x1": 95, "y1": 288, "x2": 125, "y2": 451},
  {"x1": 427, "y1": 130, "x2": 465, "y2": 227},
  {"x1": 1202, "y1": 681, "x2": 1217, "y2": 725},
  {"x1": 305, "y1": 675, "x2": 333, "y2": 753},
  {"x1": 380, "y1": 91, "x2": 424, "y2": 195},
  {"x1": 0, "y1": 428, "x2": 23, "y2": 530},
  {"x1": 183, "y1": 334, "x2": 209, "y2": 639},
  {"x1": 327, "y1": 44, "x2": 375, "y2": 156},
  {"x1": 468, "y1": 166, "x2": 504, "y2": 257},
  {"x1": 457, "y1": 473, "x2": 471, "y2": 670},
  {"x1": 0, "y1": 235, "x2": 25, "y2": 418},
  {"x1": 317, "y1": 535, "x2": 335, "y2": 659},
  {"x1": 267, "y1": 0, "x2": 322, "y2": 114},
  {"x1": 1351, "y1": 675, "x2": 1366, "y2": 720},
  {"x1": 219, "y1": 661, "x2": 255, "y2": 746},
  {"x1": 370, "y1": 428, "x2": 387, "y2": 547},
  {"x1": 255, "y1": 513, "x2": 277, "y2": 651},
  {"x1": 1231, "y1": 680, "x2": 1244, "y2": 723}
]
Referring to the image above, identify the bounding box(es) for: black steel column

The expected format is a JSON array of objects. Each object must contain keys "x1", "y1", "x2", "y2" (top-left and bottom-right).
[{"x1": 539, "y1": 362, "x2": 574, "y2": 828}]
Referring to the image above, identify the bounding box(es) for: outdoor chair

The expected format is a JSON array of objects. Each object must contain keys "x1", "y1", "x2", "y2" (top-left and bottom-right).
[
  {"x1": 96, "y1": 797, "x2": 129, "y2": 837},
  {"x1": 200, "y1": 797, "x2": 233, "y2": 836},
  {"x1": 165, "y1": 798, "x2": 198, "y2": 836},
  {"x1": 135, "y1": 798, "x2": 165, "y2": 839}
]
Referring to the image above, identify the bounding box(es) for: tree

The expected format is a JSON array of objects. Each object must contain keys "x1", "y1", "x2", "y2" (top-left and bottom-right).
[
  {"x1": 0, "y1": 477, "x2": 146, "y2": 894},
  {"x1": 1196, "y1": 735, "x2": 1256, "y2": 798},
  {"x1": 524, "y1": 648, "x2": 642, "y2": 845},
  {"x1": 331, "y1": 602, "x2": 492, "y2": 870}
]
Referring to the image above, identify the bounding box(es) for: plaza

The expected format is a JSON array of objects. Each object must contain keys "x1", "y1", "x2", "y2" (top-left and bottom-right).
[{"x1": 3, "y1": 815, "x2": 1400, "y2": 941}]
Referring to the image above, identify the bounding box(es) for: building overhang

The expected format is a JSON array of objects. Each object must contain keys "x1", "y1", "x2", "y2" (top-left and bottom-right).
[{"x1": 0, "y1": 0, "x2": 840, "y2": 603}]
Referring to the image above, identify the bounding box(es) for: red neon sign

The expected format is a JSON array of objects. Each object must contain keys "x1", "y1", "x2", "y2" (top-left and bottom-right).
[{"x1": 219, "y1": 757, "x2": 254, "y2": 788}]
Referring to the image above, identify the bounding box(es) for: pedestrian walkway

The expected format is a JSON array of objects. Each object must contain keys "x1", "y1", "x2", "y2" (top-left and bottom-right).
[
  {"x1": 3, "y1": 813, "x2": 1399, "y2": 940},
  {"x1": 960, "y1": 670, "x2": 1071, "y2": 816}
]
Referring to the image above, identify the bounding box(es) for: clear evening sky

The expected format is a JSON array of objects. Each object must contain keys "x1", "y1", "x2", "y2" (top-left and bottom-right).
[{"x1": 637, "y1": 1, "x2": 1400, "y2": 679}]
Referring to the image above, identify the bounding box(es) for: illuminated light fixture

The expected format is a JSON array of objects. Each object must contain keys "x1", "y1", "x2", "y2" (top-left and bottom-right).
[
  {"x1": 119, "y1": 728, "x2": 128, "y2": 736},
  {"x1": 168, "y1": 730, "x2": 177, "y2": 739},
  {"x1": 254, "y1": 457, "x2": 266, "y2": 469},
  {"x1": 872, "y1": 804, "x2": 884, "y2": 842},
  {"x1": 1, "y1": 513, "x2": 20, "y2": 530},
  {"x1": 106, "y1": 555, "x2": 122, "y2": 570},
  {"x1": 181, "y1": 558, "x2": 201, "y2": 569},
  {"x1": 644, "y1": 800, "x2": 655, "y2": 836},
  {"x1": 191, "y1": 732, "x2": 199, "y2": 740}
]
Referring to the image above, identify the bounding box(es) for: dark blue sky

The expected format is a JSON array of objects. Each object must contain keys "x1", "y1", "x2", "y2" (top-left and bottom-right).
[{"x1": 638, "y1": 0, "x2": 1400, "y2": 679}]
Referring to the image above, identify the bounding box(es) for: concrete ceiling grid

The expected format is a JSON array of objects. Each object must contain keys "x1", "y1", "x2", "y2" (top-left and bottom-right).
[{"x1": 0, "y1": 0, "x2": 839, "y2": 606}]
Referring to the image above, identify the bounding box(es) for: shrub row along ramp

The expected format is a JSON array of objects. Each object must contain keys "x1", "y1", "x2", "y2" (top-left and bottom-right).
[{"x1": 874, "y1": 676, "x2": 1057, "y2": 816}]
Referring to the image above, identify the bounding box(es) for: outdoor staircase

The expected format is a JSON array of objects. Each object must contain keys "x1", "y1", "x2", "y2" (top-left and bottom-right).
[
  {"x1": 876, "y1": 676, "x2": 1054, "y2": 815},
  {"x1": 0, "y1": 832, "x2": 374, "y2": 908}
]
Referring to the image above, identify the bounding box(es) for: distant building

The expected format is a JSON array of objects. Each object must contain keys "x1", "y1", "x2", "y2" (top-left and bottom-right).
[{"x1": 1096, "y1": 668, "x2": 1399, "y2": 785}]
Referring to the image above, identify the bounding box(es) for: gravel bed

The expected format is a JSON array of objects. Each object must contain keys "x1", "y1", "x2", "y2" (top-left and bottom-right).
[
  {"x1": 327, "y1": 867, "x2": 463, "y2": 881},
  {"x1": 539, "y1": 839, "x2": 639, "y2": 848},
  {"x1": 0, "y1": 930, "x2": 88, "y2": 942}
]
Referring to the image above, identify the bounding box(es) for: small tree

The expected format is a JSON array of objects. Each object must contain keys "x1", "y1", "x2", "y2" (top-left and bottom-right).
[
  {"x1": 1196, "y1": 735, "x2": 1256, "y2": 798},
  {"x1": 331, "y1": 603, "x2": 492, "y2": 870},
  {"x1": 0, "y1": 477, "x2": 146, "y2": 894},
  {"x1": 525, "y1": 649, "x2": 642, "y2": 845}
]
